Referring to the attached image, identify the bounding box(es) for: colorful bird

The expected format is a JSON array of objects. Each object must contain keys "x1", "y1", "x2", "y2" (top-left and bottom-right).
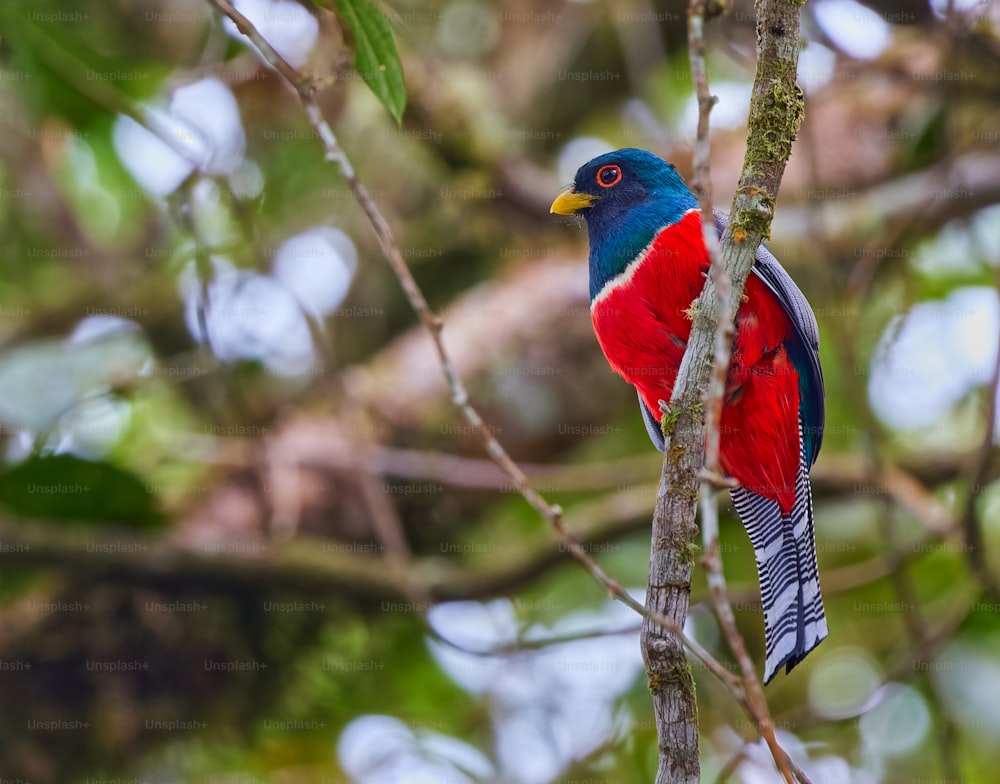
[{"x1": 550, "y1": 148, "x2": 827, "y2": 683}]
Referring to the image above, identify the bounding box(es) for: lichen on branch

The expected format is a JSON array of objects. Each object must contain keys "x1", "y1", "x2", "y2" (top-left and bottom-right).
[{"x1": 644, "y1": 0, "x2": 809, "y2": 782}]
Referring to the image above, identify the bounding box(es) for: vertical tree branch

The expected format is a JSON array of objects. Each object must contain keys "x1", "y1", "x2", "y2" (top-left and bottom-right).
[
  {"x1": 689, "y1": 3, "x2": 796, "y2": 778},
  {"x1": 644, "y1": 0, "x2": 808, "y2": 781},
  {"x1": 642, "y1": 452, "x2": 702, "y2": 784}
]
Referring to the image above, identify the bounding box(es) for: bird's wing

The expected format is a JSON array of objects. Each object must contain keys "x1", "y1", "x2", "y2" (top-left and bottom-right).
[
  {"x1": 714, "y1": 209, "x2": 825, "y2": 465},
  {"x1": 639, "y1": 392, "x2": 666, "y2": 451}
]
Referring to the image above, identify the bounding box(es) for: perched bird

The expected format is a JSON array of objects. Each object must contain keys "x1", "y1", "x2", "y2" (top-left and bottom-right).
[{"x1": 550, "y1": 148, "x2": 827, "y2": 683}]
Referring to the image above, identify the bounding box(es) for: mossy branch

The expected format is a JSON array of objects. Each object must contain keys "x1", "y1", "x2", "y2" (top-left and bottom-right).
[{"x1": 644, "y1": 0, "x2": 808, "y2": 782}]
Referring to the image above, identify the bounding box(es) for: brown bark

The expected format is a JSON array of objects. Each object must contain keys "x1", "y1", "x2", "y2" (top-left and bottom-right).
[{"x1": 642, "y1": 0, "x2": 808, "y2": 780}]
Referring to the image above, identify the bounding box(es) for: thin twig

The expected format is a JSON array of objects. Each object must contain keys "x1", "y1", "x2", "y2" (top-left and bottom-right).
[{"x1": 430, "y1": 623, "x2": 643, "y2": 657}]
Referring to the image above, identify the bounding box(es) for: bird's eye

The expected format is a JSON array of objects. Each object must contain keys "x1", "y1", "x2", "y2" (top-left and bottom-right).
[{"x1": 596, "y1": 165, "x2": 622, "y2": 188}]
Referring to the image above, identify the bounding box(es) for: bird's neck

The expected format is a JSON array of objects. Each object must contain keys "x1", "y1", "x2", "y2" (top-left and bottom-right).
[{"x1": 587, "y1": 203, "x2": 700, "y2": 302}]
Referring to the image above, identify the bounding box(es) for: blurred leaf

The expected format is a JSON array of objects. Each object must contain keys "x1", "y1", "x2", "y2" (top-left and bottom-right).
[
  {"x1": 0, "y1": 341, "x2": 86, "y2": 432},
  {"x1": 331, "y1": 0, "x2": 406, "y2": 124},
  {"x1": 13, "y1": 14, "x2": 170, "y2": 127},
  {"x1": 0, "y1": 453, "x2": 163, "y2": 527},
  {"x1": 0, "y1": 329, "x2": 150, "y2": 432},
  {"x1": 49, "y1": 119, "x2": 152, "y2": 249},
  {"x1": 0, "y1": 568, "x2": 44, "y2": 604}
]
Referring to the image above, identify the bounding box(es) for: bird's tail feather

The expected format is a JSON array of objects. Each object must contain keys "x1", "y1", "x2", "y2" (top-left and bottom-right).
[{"x1": 730, "y1": 437, "x2": 827, "y2": 684}]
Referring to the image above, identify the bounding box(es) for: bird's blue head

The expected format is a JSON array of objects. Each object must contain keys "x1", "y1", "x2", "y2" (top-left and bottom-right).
[{"x1": 551, "y1": 149, "x2": 698, "y2": 301}]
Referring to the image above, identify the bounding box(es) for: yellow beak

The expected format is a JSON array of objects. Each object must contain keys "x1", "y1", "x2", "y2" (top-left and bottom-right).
[{"x1": 550, "y1": 189, "x2": 596, "y2": 215}]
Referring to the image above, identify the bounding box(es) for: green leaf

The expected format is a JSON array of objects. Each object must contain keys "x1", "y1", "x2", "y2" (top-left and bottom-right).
[
  {"x1": 332, "y1": 0, "x2": 406, "y2": 124},
  {"x1": 0, "y1": 454, "x2": 164, "y2": 528}
]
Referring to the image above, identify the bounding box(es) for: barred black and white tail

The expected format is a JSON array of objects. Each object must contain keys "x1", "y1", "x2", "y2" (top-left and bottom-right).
[{"x1": 731, "y1": 431, "x2": 828, "y2": 684}]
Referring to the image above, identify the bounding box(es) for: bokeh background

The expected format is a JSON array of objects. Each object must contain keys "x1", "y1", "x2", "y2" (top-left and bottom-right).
[{"x1": 1, "y1": 0, "x2": 999, "y2": 781}]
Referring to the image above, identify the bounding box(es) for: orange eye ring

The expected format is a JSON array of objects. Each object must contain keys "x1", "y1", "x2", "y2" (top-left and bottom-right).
[{"x1": 596, "y1": 165, "x2": 622, "y2": 188}]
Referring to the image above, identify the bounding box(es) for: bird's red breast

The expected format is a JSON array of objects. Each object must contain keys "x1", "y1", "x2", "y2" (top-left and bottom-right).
[{"x1": 590, "y1": 209, "x2": 801, "y2": 514}]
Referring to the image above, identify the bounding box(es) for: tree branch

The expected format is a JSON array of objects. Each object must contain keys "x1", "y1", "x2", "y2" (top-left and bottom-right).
[
  {"x1": 638, "y1": 3, "x2": 722, "y2": 780},
  {"x1": 688, "y1": 6, "x2": 799, "y2": 782},
  {"x1": 644, "y1": 0, "x2": 807, "y2": 781}
]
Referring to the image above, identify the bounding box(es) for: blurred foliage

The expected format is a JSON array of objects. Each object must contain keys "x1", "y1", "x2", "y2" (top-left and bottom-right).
[
  {"x1": 0, "y1": 453, "x2": 163, "y2": 525},
  {"x1": 0, "y1": 0, "x2": 999, "y2": 782}
]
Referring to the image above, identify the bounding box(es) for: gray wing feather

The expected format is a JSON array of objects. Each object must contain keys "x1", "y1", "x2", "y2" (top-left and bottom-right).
[{"x1": 639, "y1": 392, "x2": 665, "y2": 452}]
